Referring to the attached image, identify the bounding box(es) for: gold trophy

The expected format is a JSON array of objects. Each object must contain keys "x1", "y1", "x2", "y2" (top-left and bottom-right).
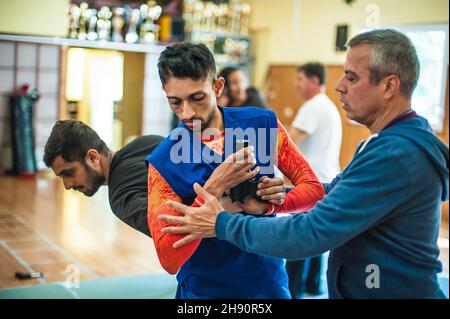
[
  {"x1": 183, "y1": 0, "x2": 195, "y2": 37},
  {"x1": 125, "y1": 9, "x2": 141, "y2": 43},
  {"x1": 77, "y1": 2, "x2": 90, "y2": 40},
  {"x1": 218, "y1": 3, "x2": 229, "y2": 34},
  {"x1": 86, "y1": 8, "x2": 98, "y2": 41},
  {"x1": 97, "y1": 6, "x2": 112, "y2": 41},
  {"x1": 111, "y1": 7, "x2": 125, "y2": 42},
  {"x1": 240, "y1": 3, "x2": 251, "y2": 36},
  {"x1": 191, "y1": 1, "x2": 204, "y2": 41},
  {"x1": 230, "y1": 2, "x2": 241, "y2": 35},
  {"x1": 139, "y1": 2, "x2": 162, "y2": 43},
  {"x1": 68, "y1": 4, "x2": 81, "y2": 39}
]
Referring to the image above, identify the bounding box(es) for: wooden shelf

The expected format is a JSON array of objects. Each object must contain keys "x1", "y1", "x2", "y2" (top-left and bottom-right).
[{"x1": 0, "y1": 34, "x2": 166, "y2": 54}]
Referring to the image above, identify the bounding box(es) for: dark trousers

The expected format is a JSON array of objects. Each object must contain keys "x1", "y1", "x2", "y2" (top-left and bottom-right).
[{"x1": 285, "y1": 256, "x2": 322, "y2": 298}]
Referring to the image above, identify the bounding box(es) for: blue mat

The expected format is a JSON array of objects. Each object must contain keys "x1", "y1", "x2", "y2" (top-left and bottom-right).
[
  {"x1": 0, "y1": 272, "x2": 447, "y2": 299},
  {"x1": 0, "y1": 273, "x2": 178, "y2": 299},
  {"x1": 439, "y1": 276, "x2": 449, "y2": 298},
  {"x1": 291, "y1": 252, "x2": 449, "y2": 299}
]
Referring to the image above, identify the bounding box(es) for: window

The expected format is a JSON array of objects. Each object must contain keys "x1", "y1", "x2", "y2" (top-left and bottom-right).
[
  {"x1": 359, "y1": 24, "x2": 449, "y2": 132},
  {"x1": 397, "y1": 24, "x2": 449, "y2": 132}
]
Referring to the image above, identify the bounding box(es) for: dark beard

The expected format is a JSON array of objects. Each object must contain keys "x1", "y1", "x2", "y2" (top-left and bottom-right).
[
  {"x1": 200, "y1": 106, "x2": 216, "y2": 131},
  {"x1": 183, "y1": 105, "x2": 217, "y2": 132},
  {"x1": 82, "y1": 163, "x2": 105, "y2": 197}
]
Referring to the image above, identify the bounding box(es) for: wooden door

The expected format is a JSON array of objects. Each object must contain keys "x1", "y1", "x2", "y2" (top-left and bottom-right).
[
  {"x1": 265, "y1": 65, "x2": 303, "y2": 127},
  {"x1": 265, "y1": 64, "x2": 371, "y2": 170}
]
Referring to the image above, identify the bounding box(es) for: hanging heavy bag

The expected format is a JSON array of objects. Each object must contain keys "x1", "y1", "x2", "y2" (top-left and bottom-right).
[{"x1": 9, "y1": 85, "x2": 40, "y2": 176}]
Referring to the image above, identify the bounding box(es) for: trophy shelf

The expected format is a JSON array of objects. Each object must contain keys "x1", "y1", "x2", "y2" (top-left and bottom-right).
[{"x1": 0, "y1": 33, "x2": 166, "y2": 54}]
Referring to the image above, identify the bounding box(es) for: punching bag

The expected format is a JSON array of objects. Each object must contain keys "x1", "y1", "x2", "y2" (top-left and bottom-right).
[{"x1": 9, "y1": 85, "x2": 40, "y2": 176}]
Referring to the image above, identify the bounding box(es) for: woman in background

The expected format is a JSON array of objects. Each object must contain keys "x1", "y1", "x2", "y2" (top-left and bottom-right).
[{"x1": 218, "y1": 66, "x2": 268, "y2": 109}]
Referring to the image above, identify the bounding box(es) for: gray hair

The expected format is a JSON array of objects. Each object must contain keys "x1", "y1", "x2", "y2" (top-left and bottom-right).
[{"x1": 347, "y1": 29, "x2": 420, "y2": 98}]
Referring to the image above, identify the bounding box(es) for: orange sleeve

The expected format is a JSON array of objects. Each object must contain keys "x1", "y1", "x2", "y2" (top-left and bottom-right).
[
  {"x1": 147, "y1": 164, "x2": 202, "y2": 274},
  {"x1": 273, "y1": 120, "x2": 326, "y2": 213}
]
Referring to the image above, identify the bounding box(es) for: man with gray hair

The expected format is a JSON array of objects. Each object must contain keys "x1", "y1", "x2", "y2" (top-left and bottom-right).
[{"x1": 159, "y1": 29, "x2": 449, "y2": 298}]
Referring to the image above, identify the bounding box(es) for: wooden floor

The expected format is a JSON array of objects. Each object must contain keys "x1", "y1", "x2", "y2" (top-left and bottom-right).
[
  {"x1": 0, "y1": 171, "x2": 163, "y2": 289},
  {"x1": 0, "y1": 171, "x2": 448, "y2": 290}
]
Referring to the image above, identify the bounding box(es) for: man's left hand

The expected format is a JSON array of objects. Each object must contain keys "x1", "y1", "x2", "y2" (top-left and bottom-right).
[
  {"x1": 159, "y1": 183, "x2": 224, "y2": 248},
  {"x1": 257, "y1": 176, "x2": 286, "y2": 206}
]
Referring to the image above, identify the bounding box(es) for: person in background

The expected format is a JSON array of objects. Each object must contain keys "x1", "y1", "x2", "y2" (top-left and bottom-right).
[
  {"x1": 218, "y1": 66, "x2": 268, "y2": 109},
  {"x1": 286, "y1": 62, "x2": 343, "y2": 298}
]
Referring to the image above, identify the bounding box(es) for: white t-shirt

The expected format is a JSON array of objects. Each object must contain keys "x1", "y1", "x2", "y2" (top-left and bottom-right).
[{"x1": 291, "y1": 93, "x2": 342, "y2": 183}]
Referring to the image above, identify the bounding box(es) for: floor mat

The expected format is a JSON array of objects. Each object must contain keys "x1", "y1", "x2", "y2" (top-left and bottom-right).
[{"x1": 0, "y1": 273, "x2": 177, "y2": 299}]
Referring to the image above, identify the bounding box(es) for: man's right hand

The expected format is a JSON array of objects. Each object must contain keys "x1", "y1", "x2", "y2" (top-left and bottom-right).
[{"x1": 203, "y1": 147, "x2": 260, "y2": 198}]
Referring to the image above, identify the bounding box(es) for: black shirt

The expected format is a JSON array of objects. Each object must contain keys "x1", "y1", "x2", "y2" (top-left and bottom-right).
[{"x1": 108, "y1": 135, "x2": 164, "y2": 237}]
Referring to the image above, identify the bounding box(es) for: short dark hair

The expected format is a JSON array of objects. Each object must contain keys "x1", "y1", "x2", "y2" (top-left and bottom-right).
[
  {"x1": 157, "y1": 42, "x2": 217, "y2": 85},
  {"x1": 43, "y1": 120, "x2": 109, "y2": 167},
  {"x1": 297, "y1": 62, "x2": 326, "y2": 85}
]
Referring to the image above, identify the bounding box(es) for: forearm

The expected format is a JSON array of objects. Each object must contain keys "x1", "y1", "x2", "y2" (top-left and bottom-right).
[
  {"x1": 217, "y1": 193, "x2": 374, "y2": 260},
  {"x1": 148, "y1": 165, "x2": 201, "y2": 274},
  {"x1": 274, "y1": 121, "x2": 326, "y2": 213},
  {"x1": 288, "y1": 127, "x2": 309, "y2": 146},
  {"x1": 273, "y1": 179, "x2": 325, "y2": 213},
  {"x1": 216, "y1": 151, "x2": 411, "y2": 260},
  {"x1": 216, "y1": 211, "x2": 328, "y2": 259},
  {"x1": 219, "y1": 178, "x2": 359, "y2": 259},
  {"x1": 149, "y1": 203, "x2": 202, "y2": 274}
]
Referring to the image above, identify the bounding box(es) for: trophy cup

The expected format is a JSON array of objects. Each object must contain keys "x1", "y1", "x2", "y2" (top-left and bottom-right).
[
  {"x1": 125, "y1": 8, "x2": 141, "y2": 43},
  {"x1": 86, "y1": 9, "x2": 98, "y2": 41},
  {"x1": 203, "y1": 2, "x2": 216, "y2": 33},
  {"x1": 217, "y1": 3, "x2": 229, "y2": 34},
  {"x1": 190, "y1": 1, "x2": 204, "y2": 42},
  {"x1": 138, "y1": 4, "x2": 150, "y2": 42},
  {"x1": 139, "y1": 4, "x2": 153, "y2": 43},
  {"x1": 139, "y1": 2, "x2": 162, "y2": 43},
  {"x1": 68, "y1": 4, "x2": 81, "y2": 39},
  {"x1": 230, "y1": 3, "x2": 241, "y2": 35},
  {"x1": 111, "y1": 7, "x2": 125, "y2": 42},
  {"x1": 183, "y1": 1, "x2": 195, "y2": 37},
  {"x1": 240, "y1": 3, "x2": 251, "y2": 36},
  {"x1": 77, "y1": 2, "x2": 90, "y2": 40},
  {"x1": 193, "y1": 1, "x2": 204, "y2": 31},
  {"x1": 97, "y1": 6, "x2": 112, "y2": 41}
]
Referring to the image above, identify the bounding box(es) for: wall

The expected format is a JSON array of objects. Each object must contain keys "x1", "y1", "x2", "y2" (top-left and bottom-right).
[
  {"x1": 121, "y1": 52, "x2": 145, "y2": 143},
  {"x1": 142, "y1": 52, "x2": 172, "y2": 137},
  {"x1": 248, "y1": 0, "x2": 449, "y2": 87},
  {"x1": 0, "y1": 41, "x2": 61, "y2": 173},
  {"x1": 0, "y1": 0, "x2": 68, "y2": 37}
]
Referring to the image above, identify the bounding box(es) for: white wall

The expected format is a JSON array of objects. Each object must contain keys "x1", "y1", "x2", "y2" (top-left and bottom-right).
[{"x1": 248, "y1": 0, "x2": 449, "y2": 87}]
